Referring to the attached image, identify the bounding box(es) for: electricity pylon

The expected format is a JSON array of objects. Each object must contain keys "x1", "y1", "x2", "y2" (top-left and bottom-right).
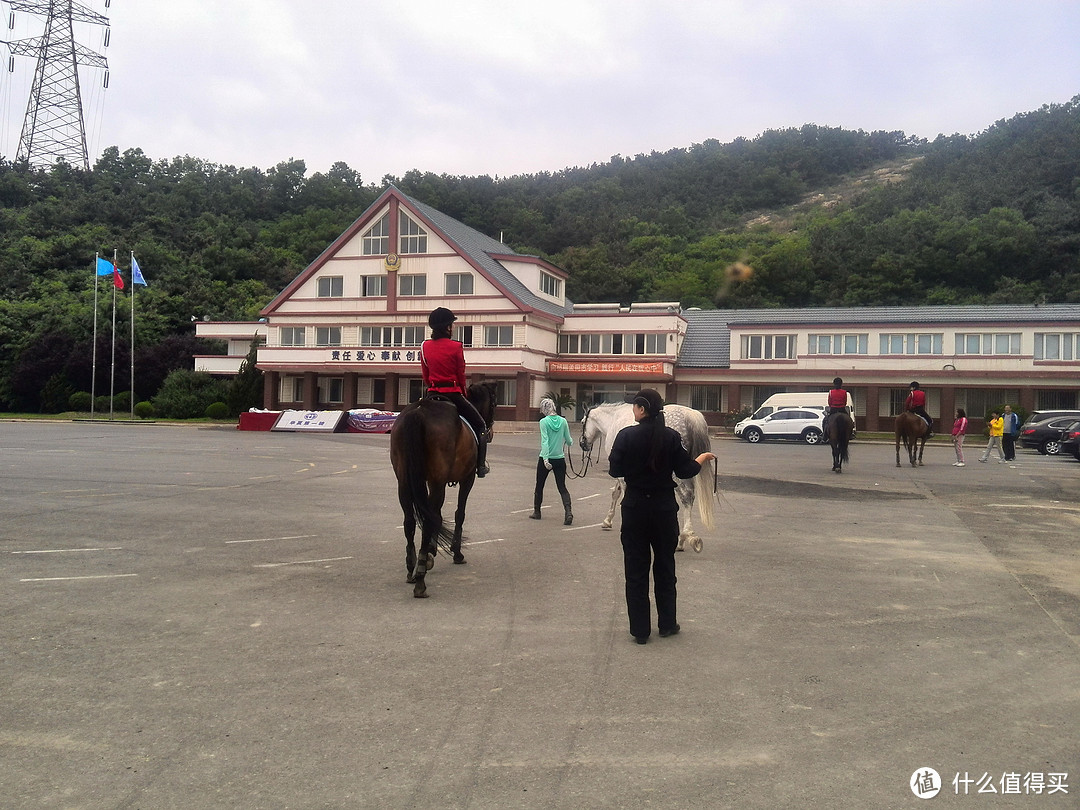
[{"x1": 2, "y1": 0, "x2": 110, "y2": 170}]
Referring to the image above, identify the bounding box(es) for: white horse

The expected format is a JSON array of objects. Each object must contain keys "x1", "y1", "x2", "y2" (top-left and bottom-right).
[{"x1": 579, "y1": 402, "x2": 715, "y2": 552}]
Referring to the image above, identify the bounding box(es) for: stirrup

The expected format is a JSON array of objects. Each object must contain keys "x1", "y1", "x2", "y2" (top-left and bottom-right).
[{"x1": 476, "y1": 464, "x2": 489, "y2": 478}]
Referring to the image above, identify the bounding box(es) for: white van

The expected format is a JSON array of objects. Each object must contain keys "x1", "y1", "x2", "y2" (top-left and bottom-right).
[{"x1": 750, "y1": 392, "x2": 854, "y2": 421}]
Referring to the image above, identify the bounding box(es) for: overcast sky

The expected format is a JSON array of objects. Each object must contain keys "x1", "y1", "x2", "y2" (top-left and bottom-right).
[{"x1": 2, "y1": 1, "x2": 1079, "y2": 183}]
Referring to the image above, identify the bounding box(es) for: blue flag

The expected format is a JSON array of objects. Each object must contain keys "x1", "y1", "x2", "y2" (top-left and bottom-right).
[
  {"x1": 96, "y1": 257, "x2": 115, "y2": 276},
  {"x1": 131, "y1": 256, "x2": 147, "y2": 286}
]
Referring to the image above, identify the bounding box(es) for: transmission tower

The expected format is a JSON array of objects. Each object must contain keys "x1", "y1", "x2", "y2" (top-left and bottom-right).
[{"x1": 2, "y1": 0, "x2": 110, "y2": 170}]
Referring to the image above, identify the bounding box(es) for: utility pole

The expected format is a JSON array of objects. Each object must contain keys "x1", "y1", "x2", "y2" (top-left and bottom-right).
[{"x1": 2, "y1": 0, "x2": 110, "y2": 170}]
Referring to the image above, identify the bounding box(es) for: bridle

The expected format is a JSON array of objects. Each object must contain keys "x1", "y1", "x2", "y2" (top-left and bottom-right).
[{"x1": 566, "y1": 407, "x2": 597, "y2": 479}]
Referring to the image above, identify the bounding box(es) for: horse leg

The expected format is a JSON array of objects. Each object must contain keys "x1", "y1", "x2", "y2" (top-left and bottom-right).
[
  {"x1": 450, "y1": 478, "x2": 473, "y2": 565},
  {"x1": 918, "y1": 438, "x2": 926, "y2": 466},
  {"x1": 895, "y1": 438, "x2": 902, "y2": 468},
  {"x1": 602, "y1": 481, "x2": 622, "y2": 531},
  {"x1": 675, "y1": 484, "x2": 699, "y2": 552},
  {"x1": 399, "y1": 481, "x2": 420, "y2": 582}
]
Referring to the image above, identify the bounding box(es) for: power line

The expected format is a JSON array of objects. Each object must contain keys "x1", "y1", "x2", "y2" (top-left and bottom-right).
[{"x1": 1, "y1": 0, "x2": 109, "y2": 170}]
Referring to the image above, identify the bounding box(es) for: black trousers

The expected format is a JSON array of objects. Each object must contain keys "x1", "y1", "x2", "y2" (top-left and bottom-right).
[
  {"x1": 534, "y1": 457, "x2": 570, "y2": 506},
  {"x1": 1002, "y1": 433, "x2": 1016, "y2": 460},
  {"x1": 619, "y1": 501, "x2": 679, "y2": 639}
]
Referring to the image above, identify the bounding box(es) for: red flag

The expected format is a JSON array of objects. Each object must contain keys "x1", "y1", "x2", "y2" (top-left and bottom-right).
[{"x1": 113, "y1": 268, "x2": 125, "y2": 290}]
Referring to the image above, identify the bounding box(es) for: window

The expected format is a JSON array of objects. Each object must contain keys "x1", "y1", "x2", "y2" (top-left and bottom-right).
[
  {"x1": 316, "y1": 327, "x2": 342, "y2": 347},
  {"x1": 540, "y1": 271, "x2": 561, "y2": 297},
  {"x1": 399, "y1": 212, "x2": 428, "y2": 254},
  {"x1": 1036, "y1": 389, "x2": 1079, "y2": 409},
  {"x1": 280, "y1": 327, "x2": 305, "y2": 347},
  {"x1": 485, "y1": 326, "x2": 513, "y2": 347},
  {"x1": 398, "y1": 275, "x2": 427, "y2": 296},
  {"x1": 445, "y1": 273, "x2": 474, "y2": 295},
  {"x1": 558, "y1": 333, "x2": 603, "y2": 354},
  {"x1": 494, "y1": 379, "x2": 517, "y2": 406},
  {"x1": 740, "y1": 334, "x2": 796, "y2": 360},
  {"x1": 362, "y1": 212, "x2": 390, "y2": 255},
  {"x1": 879, "y1": 333, "x2": 943, "y2": 355},
  {"x1": 1034, "y1": 333, "x2": 1079, "y2": 361},
  {"x1": 361, "y1": 275, "x2": 387, "y2": 297},
  {"x1": 407, "y1": 378, "x2": 425, "y2": 403},
  {"x1": 690, "y1": 385, "x2": 722, "y2": 412},
  {"x1": 283, "y1": 377, "x2": 303, "y2": 402},
  {"x1": 317, "y1": 276, "x2": 343, "y2": 298},
  {"x1": 888, "y1": 388, "x2": 909, "y2": 417},
  {"x1": 452, "y1": 324, "x2": 473, "y2": 347},
  {"x1": 807, "y1": 334, "x2": 867, "y2": 355},
  {"x1": 372, "y1": 378, "x2": 386, "y2": 404},
  {"x1": 958, "y1": 389, "x2": 1020, "y2": 418},
  {"x1": 955, "y1": 333, "x2": 1022, "y2": 355},
  {"x1": 325, "y1": 378, "x2": 343, "y2": 404},
  {"x1": 360, "y1": 326, "x2": 425, "y2": 347}
]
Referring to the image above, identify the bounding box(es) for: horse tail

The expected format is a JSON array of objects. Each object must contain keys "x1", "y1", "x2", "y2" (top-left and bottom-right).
[
  {"x1": 398, "y1": 410, "x2": 443, "y2": 545},
  {"x1": 686, "y1": 411, "x2": 716, "y2": 531}
]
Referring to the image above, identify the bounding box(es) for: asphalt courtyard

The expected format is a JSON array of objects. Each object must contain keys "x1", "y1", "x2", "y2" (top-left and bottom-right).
[{"x1": 1, "y1": 421, "x2": 1078, "y2": 809}]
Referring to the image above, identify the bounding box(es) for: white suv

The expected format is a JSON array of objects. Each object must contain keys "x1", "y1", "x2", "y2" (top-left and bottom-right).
[{"x1": 734, "y1": 407, "x2": 825, "y2": 445}]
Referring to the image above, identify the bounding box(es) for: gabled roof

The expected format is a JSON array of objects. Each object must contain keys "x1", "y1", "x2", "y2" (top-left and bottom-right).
[
  {"x1": 263, "y1": 186, "x2": 572, "y2": 318},
  {"x1": 679, "y1": 304, "x2": 1080, "y2": 368}
]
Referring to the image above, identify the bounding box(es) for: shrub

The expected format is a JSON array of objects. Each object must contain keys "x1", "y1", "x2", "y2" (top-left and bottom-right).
[
  {"x1": 68, "y1": 391, "x2": 92, "y2": 412},
  {"x1": 205, "y1": 401, "x2": 229, "y2": 419},
  {"x1": 152, "y1": 369, "x2": 229, "y2": 419},
  {"x1": 134, "y1": 401, "x2": 155, "y2": 419},
  {"x1": 40, "y1": 373, "x2": 74, "y2": 414},
  {"x1": 112, "y1": 391, "x2": 131, "y2": 413}
]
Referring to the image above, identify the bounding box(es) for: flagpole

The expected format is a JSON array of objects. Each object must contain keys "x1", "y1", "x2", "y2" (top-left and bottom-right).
[
  {"x1": 130, "y1": 251, "x2": 136, "y2": 419},
  {"x1": 91, "y1": 254, "x2": 99, "y2": 419},
  {"x1": 110, "y1": 249, "x2": 118, "y2": 420}
]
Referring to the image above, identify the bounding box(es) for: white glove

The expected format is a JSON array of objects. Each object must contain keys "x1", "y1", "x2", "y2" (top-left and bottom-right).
[{"x1": 543, "y1": 458, "x2": 553, "y2": 470}]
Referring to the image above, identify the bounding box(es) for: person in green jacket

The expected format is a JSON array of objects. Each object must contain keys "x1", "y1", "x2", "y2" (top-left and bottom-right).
[{"x1": 530, "y1": 397, "x2": 575, "y2": 525}]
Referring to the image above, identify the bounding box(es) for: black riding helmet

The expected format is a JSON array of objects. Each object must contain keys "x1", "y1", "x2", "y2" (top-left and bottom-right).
[
  {"x1": 833, "y1": 377, "x2": 843, "y2": 387},
  {"x1": 428, "y1": 307, "x2": 457, "y2": 330},
  {"x1": 910, "y1": 381, "x2": 920, "y2": 390}
]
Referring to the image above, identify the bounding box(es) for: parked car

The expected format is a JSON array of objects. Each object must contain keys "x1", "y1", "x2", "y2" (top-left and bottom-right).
[
  {"x1": 1024, "y1": 409, "x2": 1080, "y2": 425},
  {"x1": 734, "y1": 408, "x2": 824, "y2": 444},
  {"x1": 1059, "y1": 421, "x2": 1080, "y2": 461},
  {"x1": 1018, "y1": 415, "x2": 1080, "y2": 455}
]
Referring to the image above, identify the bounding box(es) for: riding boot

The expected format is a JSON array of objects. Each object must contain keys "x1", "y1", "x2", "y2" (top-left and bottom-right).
[
  {"x1": 475, "y1": 435, "x2": 489, "y2": 478},
  {"x1": 530, "y1": 497, "x2": 541, "y2": 520},
  {"x1": 562, "y1": 492, "x2": 573, "y2": 526}
]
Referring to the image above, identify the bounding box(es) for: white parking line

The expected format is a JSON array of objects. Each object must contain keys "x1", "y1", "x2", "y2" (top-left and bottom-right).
[
  {"x1": 10, "y1": 547, "x2": 123, "y2": 554},
  {"x1": 21, "y1": 574, "x2": 138, "y2": 582},
  {"x1": 253, "y1": 556, "x2": 353, "y2": 568},
  {"x1": 225, "y1": 535, "x2": 317, "y2": 545}
]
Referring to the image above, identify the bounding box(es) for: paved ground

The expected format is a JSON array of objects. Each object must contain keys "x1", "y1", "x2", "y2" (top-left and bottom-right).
[{"x1": 1, "y1": 421, "x2": 1077, "y2": 809}]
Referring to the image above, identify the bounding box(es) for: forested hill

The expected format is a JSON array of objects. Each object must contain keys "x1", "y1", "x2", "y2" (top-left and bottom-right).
[{"x1": 1, "y1": 96, "x2": 1079, "y2": 411}]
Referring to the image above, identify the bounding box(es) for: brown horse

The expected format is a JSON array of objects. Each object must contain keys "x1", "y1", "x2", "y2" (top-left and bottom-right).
[
  {"x1": 389, "y1": 382, "x2": 496, "y2": 598},
  {"x1": 895, "y1": 411, "x2": 929, "y2": 467},
  {"x1": 826, "y1": 411, "x2": 854, "y2": 473}
]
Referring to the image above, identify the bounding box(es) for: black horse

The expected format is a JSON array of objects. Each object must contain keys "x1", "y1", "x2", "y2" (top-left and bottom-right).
[
  {"x1": 825, "y1": 411, "x2": 854, "y2": 473},
  {"x1": 389, "y1": 382, "x2": 496, "y2": 597}
]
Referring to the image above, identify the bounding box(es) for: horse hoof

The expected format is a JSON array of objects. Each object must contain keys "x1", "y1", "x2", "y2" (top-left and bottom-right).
[
  {"x1": 453, "y1": 556, "x2": 466, "y2": 565},
  {"x1": 425, "y1": 554, "x2": 435, "y2": 571},
  {"x1": 407, "y1": 574, "x2": 416, "y2": 583},
  {"x1": 413, "y1": 589, "x2": 429, "y2": 598},
  {"x1": 691, "y1": 537, "x2": 703, "y2": 553}
]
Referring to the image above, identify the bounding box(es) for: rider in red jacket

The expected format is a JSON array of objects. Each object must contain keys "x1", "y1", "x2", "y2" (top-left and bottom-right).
[
  {"x1": 904, "y1": 381, "x2": 934, "y2": 438},
  {"x1": 420, "y1": 307, "x2": 490, "y2": 477},
  {"x1": 822, "y1": 377, "x2": 849, "y2": 438}
]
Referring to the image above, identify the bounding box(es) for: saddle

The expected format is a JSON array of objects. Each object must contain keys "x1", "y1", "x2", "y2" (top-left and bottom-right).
[{"x1": 423, "y1": 393, "x2": 480, "y2": 446}]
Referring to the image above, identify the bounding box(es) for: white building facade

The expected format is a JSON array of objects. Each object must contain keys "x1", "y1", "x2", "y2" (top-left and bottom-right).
[{"x1": 197, "y1": 188, "x2": 1080, "y2": 431}]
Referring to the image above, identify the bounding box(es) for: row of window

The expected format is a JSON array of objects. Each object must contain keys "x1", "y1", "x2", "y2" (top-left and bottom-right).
[
  {"x1": 360, "y1": 211, "x2": 429, "y2": 256},
  {"x1": 743, "y1": 332, "x2": 1080, "y2": 360},
  {"x1": 558, "y1": 332, "x2": 667, "y2": 355},
  {"x1": 282, "y1": 376, "x2": 518, "y2": 406},
  {"x1": 318, "y1": 273, "x2": 472, "y2": 299},
  {"x1": 278, "y1": 324, "x2": 515, "y2": 348}
]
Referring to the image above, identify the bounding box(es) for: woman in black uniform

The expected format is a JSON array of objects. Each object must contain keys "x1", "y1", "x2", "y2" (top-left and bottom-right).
[{"x1": 608, "y1": 389, "x2": 716, "y2": 645}]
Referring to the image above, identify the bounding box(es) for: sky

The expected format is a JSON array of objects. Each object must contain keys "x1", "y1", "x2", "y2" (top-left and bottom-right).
[{"x1": 2, "y1": 0, "x2": 1079, "y2": 183}]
